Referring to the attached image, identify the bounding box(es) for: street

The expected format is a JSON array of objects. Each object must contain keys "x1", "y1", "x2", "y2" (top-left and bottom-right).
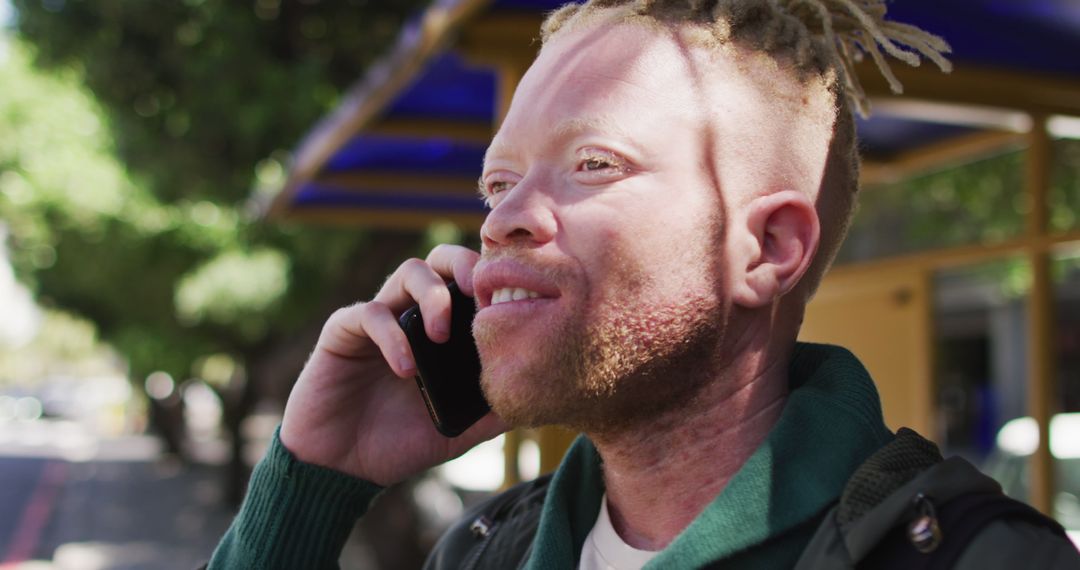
[{"x1": 0, "y1": 420, "x2": 234, "y2": 570}]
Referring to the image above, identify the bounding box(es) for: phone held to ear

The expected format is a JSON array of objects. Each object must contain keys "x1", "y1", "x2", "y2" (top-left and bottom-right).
[{"x1": 398, "y1": 281, "x2": 490, "y2": 437}]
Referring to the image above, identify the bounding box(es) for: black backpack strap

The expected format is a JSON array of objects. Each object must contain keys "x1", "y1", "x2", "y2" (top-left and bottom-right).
[{"x1": 859, "y1": 491, "x2": 1067, "y2": 570}]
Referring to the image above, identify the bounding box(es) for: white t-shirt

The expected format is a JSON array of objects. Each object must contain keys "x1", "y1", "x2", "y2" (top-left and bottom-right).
[{"x1": 579, "y1": 495, "x2": 661, "y2": 570}]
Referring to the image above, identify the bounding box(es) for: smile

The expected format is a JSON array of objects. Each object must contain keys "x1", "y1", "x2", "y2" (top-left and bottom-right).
[{"x1": 490, "y1": 287, "x2": 542, "y2": 305}]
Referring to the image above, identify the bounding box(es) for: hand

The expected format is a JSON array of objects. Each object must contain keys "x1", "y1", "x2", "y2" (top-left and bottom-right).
[{"x1": 279, "y1": 244, "x2": 507, "y2": 486}]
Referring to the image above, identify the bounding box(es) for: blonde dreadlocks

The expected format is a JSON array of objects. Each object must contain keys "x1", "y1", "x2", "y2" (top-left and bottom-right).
[
  {"x1": 541, "y1": 0, "x2": 952, "y2": 117},
  {"x1": 538, "y1": 0, "x2": 950, "y2": 297}
]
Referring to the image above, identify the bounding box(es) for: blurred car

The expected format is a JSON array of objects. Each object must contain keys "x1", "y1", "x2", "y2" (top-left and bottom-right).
[{"x1": 983, "y1": 413, "x2": 1080, "y2": 549}]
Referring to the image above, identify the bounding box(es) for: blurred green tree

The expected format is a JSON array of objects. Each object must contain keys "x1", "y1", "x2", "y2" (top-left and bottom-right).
[
  {"x1": 2, "y1": 0, "x2": 428, "y2": 503},
  {"x1": 838, "y1": 140, "x2": 1080, "y2": 274}
]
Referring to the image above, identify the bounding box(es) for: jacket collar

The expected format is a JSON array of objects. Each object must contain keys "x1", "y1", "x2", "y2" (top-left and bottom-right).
[{"x1": 523, "y1": 342, "x2": 895, "y2": 569}]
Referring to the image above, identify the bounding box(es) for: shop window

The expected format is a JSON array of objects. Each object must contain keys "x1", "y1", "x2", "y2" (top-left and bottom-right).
[
  {"x1": 1051, "y1": 139, "x2": 1080, "y2": 233},
  {"x1": 839, "y1": 151, "x2": 1026, "y2": 264},
  {"x1": 934, "y1": 257, "x2": 1029, "y2": 460}
]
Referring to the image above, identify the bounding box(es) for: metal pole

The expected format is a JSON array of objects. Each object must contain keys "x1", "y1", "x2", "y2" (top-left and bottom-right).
[{"x1": 1025, "y1": 115, "x2": 1056, "y2": 515}]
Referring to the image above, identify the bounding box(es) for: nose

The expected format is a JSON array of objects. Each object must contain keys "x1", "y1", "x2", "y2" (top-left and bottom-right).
[{"x1": 480, "y1": 177, "x2": 557, "y2": 248}]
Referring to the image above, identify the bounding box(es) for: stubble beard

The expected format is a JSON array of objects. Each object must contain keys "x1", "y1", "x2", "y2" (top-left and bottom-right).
[{"x1": 475, "y1": 238, "x2": 728, "y2": 435}]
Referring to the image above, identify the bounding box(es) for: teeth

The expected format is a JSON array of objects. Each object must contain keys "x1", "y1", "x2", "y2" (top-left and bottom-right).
[{"x1": 491, "y1": 287, "x2": 540, "y2": 305}]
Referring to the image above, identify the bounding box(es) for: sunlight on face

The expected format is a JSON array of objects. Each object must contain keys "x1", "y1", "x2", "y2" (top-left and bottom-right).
[{"x1": 472, "y1": 23, "x2": 742, "y2": 434}]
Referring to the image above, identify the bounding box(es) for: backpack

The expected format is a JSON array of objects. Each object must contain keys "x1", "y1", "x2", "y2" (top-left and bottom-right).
[
  {"x1": 794, "y1": 428, "x2": 1071, "y2": 570},
  {"x1": 863, "y1": 487, "x2": 1067, "y2": 570}
]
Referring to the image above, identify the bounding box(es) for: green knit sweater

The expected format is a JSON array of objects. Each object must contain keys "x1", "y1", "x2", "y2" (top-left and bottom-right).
[{"x1": 209, "y1": 343, "x2": 894, "y2": 569}]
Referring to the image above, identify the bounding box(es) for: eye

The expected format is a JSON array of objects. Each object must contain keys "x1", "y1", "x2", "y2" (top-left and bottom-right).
[
  {"x1": 575, "y1": 148, "x2": 630, "y2": 183},
  {"x1": 478, "y1": 172, "x2": 519, "y2": 206},
  {"x1": 583, "y1": 157, "x2": 613, "y2": 171}
]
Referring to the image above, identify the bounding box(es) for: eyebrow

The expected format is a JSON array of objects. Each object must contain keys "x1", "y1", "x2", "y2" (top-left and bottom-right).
[
  {"x1": 483, "y1": 115, "x2": 638, "y2": 169},
  {"x1": 551, "y1": 116, "x2": 635, "y2": 141}
]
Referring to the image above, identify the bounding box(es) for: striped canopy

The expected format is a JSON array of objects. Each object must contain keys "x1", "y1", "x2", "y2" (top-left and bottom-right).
[{"x1": 268, "y1": 0, "x2": 1080, "y2": 229}]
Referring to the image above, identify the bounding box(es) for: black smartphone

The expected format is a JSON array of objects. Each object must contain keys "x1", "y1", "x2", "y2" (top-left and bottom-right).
[{"x1": 398, "y1": 281, "x2": 490, "y2": 437}]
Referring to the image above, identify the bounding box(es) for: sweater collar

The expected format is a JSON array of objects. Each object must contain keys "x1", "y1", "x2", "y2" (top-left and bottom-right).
[{"x1": 522, "y1": 342, "x2": 895, "y2": 569}]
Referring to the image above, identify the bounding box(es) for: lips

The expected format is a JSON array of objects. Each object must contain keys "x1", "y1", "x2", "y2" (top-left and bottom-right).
[{"x1": 473, "y1": 258, "x2": 562, "y2": 309}]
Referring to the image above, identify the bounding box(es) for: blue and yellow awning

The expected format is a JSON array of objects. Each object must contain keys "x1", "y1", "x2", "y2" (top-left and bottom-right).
[{"x1": 268, "y1": 0, "x2": 1080, "y2": 229}]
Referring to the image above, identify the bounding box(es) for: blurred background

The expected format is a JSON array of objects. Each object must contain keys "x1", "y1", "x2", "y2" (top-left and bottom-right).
[
  {"x1": 0, "y1": 0, "x2": 494, "y2": 568},
  {"x1": 0, "y1": 0, "x2": 1078, "y2": 568}
]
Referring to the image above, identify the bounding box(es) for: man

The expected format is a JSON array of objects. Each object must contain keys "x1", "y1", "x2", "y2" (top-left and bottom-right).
[{"x1": 210, "y1": 1, "x2": 1080, "y2": 568}]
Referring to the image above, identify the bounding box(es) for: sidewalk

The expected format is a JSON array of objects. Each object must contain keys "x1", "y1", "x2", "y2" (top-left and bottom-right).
[{"x1": 1, "y1": 420, "x2": 235, "y2": 570}]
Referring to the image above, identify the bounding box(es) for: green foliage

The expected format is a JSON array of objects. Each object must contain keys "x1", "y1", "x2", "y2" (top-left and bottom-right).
[
  {"x1": 0, "y1": 309, "x2": 120, "y2": 387},
  {"x1": 3, "y1": 0, "x2": 426, "y2": 387},
  {"x1": 839, "y1": 149, "x2": 1028, "y2": 264},
  {"x1": 839, "y1": 139, "x2": 1080, "y2": 267},
  {"x1": 193, "y1": 352, "x2": 238, "y2": 389},
  {"x1": 839, "y1": 139, "x2": 1080, "y2": 300},
  {"x1": 0, "y1": 39, "x2": 156, "y2": 276},
  {"x1": 175, "y1": 247, "x2": 290, "y2": 341},
  {"x1": 905, "y1": 151, "x2": 1027, "y2": 245},
  {"x1": 11, "y1": 0, "x2": 426, "y2": 204},
  {"x1": 1051, "y1": 139, "x2": 1080, "y2": 232}
]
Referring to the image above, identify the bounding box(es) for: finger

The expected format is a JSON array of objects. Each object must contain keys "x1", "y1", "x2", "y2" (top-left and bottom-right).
[
  {"x1": 375, "y1": 258, "x2": 452, "y2": 343},
  {"x1": 446, "y1": 413, "x2": 509, "y2": 457},
  {"x1": 425, "y1": 244, "x2": 480, "y2": 296},
  {"x1": 323, "y1": 301, "x2": 417, "y2": 377},
  {"x1": 471, "y1": 412, "x2": 510, "y2": 439}
]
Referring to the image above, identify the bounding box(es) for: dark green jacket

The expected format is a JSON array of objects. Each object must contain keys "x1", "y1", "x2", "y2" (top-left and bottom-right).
[
  {"x1": 208, "y1": 344, "x2": 1080, "y2": 569},
  {"x1": 424, "y1": 429, "x2": 1080, "y2": 570}
]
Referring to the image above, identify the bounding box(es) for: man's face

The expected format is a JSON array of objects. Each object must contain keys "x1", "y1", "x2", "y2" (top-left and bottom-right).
[{"x1": 470, "y1": 22, "x2": 744, "y2": 432}]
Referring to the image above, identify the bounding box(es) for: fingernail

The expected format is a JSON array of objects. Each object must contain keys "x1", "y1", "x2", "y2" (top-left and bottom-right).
[{"x1": 399, "y1": 357, "x2": 415, "y2": 373}]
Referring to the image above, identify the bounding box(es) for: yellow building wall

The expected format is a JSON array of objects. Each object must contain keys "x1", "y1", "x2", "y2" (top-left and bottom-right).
[{"x1": 799, "y1": 265, "x2": 935, "y2": 435}]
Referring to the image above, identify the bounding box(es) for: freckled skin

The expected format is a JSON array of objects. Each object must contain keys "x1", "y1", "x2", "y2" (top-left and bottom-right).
[
  {"x1": 476, "y1": 211, "x2": 728, "y2": 434},
  {"x1": 471, "y1": 21, "x2": 741, "y2": 435}
]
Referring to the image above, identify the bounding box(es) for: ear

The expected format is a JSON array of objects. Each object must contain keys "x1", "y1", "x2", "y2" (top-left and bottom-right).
[{"x1": 730, "y1": 190, "x2": 820, "y2": 309}]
